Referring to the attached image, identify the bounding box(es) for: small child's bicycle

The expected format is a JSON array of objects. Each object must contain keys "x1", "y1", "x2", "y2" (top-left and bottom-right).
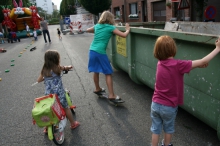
[{"x1": 32, "y1": 69, "x2": 75, "y2": 145}]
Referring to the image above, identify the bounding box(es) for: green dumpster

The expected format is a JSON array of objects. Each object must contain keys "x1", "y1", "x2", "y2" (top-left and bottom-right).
[{"x1": 107, "y1": 22, "x2": 220, "y2": 140}]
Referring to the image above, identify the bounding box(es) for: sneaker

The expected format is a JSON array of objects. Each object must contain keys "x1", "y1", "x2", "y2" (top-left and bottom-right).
[
  {"x1": 161, "y1": 139, "x2": 173, "y2": 146},
  {"x1": 161, "y1": 144, "x2": 173, "y2": 146}
]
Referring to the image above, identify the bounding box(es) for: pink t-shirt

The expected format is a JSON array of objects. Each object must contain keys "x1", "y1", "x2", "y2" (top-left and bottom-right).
[{"x1": 152, "y1": 59, "x2": 192, "y2": 107}]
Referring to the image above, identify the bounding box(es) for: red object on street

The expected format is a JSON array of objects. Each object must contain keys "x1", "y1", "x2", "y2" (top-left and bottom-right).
[{"x1": 0, "y1": 48, "x2": 7, "y2": 53}]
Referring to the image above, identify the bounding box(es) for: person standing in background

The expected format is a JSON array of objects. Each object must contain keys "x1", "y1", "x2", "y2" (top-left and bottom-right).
[
  {"x1": 26, "y1": 24, "x2": 30, "y2": 37},
  {"x1": 57, "y1": 28, "x2": 62, "y2": 40},
  {"x1": 40, "y1": 17, "x2": 51, "y2": 44},
  {"x1": 33, "y1": 28, "x2": 38, "y2": 41}
]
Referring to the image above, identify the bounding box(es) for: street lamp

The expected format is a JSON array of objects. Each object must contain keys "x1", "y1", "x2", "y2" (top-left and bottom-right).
[{"x1": 42, "y1": 3, "x2": 48, "y2": 20}]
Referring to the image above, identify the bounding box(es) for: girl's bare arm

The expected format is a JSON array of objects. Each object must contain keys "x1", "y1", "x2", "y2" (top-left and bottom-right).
[
  {"x1": 61, "y1": 65, "x2": 73, "y2": 70},
  {"x1": 86, "y1": 26, "x2": 94, "y2": 33},
  {"x1": 192, "y1": 38, "x2": 220, "y2": 69},
  {"x1": 37, "y1": 74, "x2": 44, "y2": 82},
  {"x1": 113, "y1": 23, "x2": 130, "y2": 38}
]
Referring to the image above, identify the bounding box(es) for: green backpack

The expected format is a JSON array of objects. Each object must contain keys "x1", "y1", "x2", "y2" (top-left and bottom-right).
[{"x1": 32, "y1": 94, "x2": 65, "y2": 127}]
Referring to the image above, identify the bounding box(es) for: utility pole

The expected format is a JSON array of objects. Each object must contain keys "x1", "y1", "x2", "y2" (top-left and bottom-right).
[{"x1": 124, "y1": 0, "x2": 127, "y2": 22}]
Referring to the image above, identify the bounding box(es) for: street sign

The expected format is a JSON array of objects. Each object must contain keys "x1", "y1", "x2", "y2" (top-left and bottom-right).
[
  {"x1": 65, "y1": 17, "x2": 70, "y2": 24},
  {"x1": 178, "y1": 0, "x2": 190, "y2": 10},
  {"x1": 204, "y1": 6, "x2": 216, "y2": 19}
]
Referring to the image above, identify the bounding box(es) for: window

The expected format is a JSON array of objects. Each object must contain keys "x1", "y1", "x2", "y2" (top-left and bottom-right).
[
  {"x1": 161, "y1": 10, "x2": 166, "y2": 16},
  {"x1": 154, "y1": 11, "x2": 161, "y2": 17},
  {"x1": 114, "y1": 7, "x2": 120, "y2": 19},
  {"x1": 130, "y1": 3, "x2": 137, "y2": 14},
  {"x1": 153, "y1": 10, "x2": 166, "y2": 17}
]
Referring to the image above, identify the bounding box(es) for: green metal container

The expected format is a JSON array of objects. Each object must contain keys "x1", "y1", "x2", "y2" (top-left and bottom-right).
[{"x1": 107, "y1": 23, "x2": 220, "y2": 140}]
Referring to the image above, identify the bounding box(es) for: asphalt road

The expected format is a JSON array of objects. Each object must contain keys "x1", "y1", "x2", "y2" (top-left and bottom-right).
[{"x1": 0, "y1": 25, "x2": 219, "y2": 146}]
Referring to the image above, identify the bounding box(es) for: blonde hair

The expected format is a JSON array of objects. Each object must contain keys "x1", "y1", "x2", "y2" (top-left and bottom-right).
[
  {"x1": 153, "y1": 35, "x2": 177, "y2": 60},
  {"x1": 98, "y1": 11, "x2": 115, "y2": 25}
]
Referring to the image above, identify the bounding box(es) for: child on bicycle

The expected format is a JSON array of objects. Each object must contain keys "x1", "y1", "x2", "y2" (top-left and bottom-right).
[
  {"x1": 37, "y1": 50, "x2": 80, "y2": 132},
  {"x1": 151, "y1": 35, "x2": 220, "y2": 146}
]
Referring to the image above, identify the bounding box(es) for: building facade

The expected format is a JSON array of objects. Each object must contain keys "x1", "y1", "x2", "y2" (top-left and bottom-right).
[
  {"x1": 111, "y1": 0, "x2": 220, "y2": 23},
  {"x1": 52, "y1": 2, "x2": 58, "y2": 11},
  {"x1": 35, "y1": 0, "x2": 53, "y2": 14}
]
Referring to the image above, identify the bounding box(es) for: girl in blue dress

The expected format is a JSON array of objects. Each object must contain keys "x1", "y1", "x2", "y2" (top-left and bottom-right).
[
  {"x1": 37, "y1": 50, "x2": 80, "y2": 132},
  {"x1": 86, "y1": 11, "x2": 130, "y2": 102}
]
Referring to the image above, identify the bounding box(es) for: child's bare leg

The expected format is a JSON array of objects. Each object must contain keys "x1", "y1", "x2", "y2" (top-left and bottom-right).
[
  {"x1": 93, "y1": 73, "x2": 101, "y2": 91},
  {"x1": 152, "y1": 133, "x2": 159, "y2": 146},
  {"x1": 64, "y1": 108, "x2": 74, "y2": 124},
  {"x1": 164, "y1": 133, "x2": 172, "y2": 146},
  {"x1": 105, "y1": 74, "x2": 116, "y2": 99}
]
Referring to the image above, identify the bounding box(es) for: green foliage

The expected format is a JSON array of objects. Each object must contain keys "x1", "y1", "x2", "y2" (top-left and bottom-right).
[
  {"x1": 49, "y1": 18, "x2": 60, "y2": 25},
  {"x1": 52, "y1": 10, "x2": 60, "y2": 19},
  {"x1": 37, "y1": 7, "x2": 46, "y2": 18},
  {"x1": 79, "y1": 0, "x2": 112, "y2": 15},
  {"x1": 60, "y1": 0, "x2": 76, "y2": 16},
  {"x1": 66, "y1": 0, "x2": 76, "y2": 15},
  {"x1": 18, "y1": 0, "x2": 29, "y2": 7},
  {"x1": 0, "y1": 0, "x2": 12, "y2": 22},
  {"x1": 60, "y1": 0, "x2": 65, "y2": 15}
]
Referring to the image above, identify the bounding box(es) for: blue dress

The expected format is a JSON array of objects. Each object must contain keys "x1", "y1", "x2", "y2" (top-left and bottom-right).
[{"x1": 88, "y1": 24, "x2": 115, "y2": 74}]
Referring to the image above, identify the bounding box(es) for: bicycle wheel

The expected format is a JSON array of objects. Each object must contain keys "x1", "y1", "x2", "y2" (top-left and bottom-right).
[{"x1": 52, "y1": 125, "x2": 65, "y2": 145}]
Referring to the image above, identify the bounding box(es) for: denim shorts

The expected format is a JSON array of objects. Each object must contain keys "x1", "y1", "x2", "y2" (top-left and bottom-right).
[{"x1": 150, "y1": 102, "x2": 178, "y2": 134}]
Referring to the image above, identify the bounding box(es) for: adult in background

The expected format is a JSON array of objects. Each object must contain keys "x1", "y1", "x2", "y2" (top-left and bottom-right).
[
  {"x1": 40, "y1": 17, "x2": 51, "y2": 43},
  {"x1": 26, "y1": 24, "x2": 30, "y2": 37},
  {"x1": 0, "y1": 31, "x2": 4, "y2": 43}
]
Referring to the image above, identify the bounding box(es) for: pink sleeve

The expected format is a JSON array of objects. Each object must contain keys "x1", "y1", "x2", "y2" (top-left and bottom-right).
[{"x1": 177, "y1": 60, "x2": 192, "y2": 74}]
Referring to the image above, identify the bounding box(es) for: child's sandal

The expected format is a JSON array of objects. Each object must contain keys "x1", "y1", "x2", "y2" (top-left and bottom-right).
[
  {"x1": 70, "y1": 121, "x2": 80, "y2": 129},
  {"x1": 43, "y1": 127, "x2": 48, "y2": 134}
]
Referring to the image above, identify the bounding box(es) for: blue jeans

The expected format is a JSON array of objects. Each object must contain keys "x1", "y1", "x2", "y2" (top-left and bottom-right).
[
  {"x1": 150, "y1": 102, "x2": 178, "y2": 134},
  {"x1": 42, "y1": 29, "x2": 51, "y2": 43}
]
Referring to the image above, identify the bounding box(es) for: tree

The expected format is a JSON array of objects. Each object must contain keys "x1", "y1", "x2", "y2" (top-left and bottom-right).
[
  {"x1": 60, "y1": 0, "x2": 65, "y2": 16},
  {"x1": 37, "y1": 7, "x2": 46, "y2": 17},
  {"x1": 78, "y1": 0, "x2": 111, "y2": 15},
  {"x1": 60, "y1": 0, "x2": 76, "y2": 16},
  {"x1": 52, "y1": 10, "x2": 60, "y2": 19},
  {"x1": 194, "y1": 0, "x2": 208, "y2": 21},
  {"x1": 66, "y1": 0, "x2": 76, "y2": 15},
  {"x1": 0, "y1": 0, "x2": 12, "y2": 22}
]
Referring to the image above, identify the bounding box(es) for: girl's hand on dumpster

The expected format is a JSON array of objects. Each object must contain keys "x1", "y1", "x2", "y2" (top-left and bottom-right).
[
  {"x1": 216, "y1": 37, "x2": 220, "y2": 49},
  {"x1": 125, "y1": 23, "x2": 130, "y2": 32},
  {"x1": 198, "y1": 63, "x2": 208, "y2": 68}
]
